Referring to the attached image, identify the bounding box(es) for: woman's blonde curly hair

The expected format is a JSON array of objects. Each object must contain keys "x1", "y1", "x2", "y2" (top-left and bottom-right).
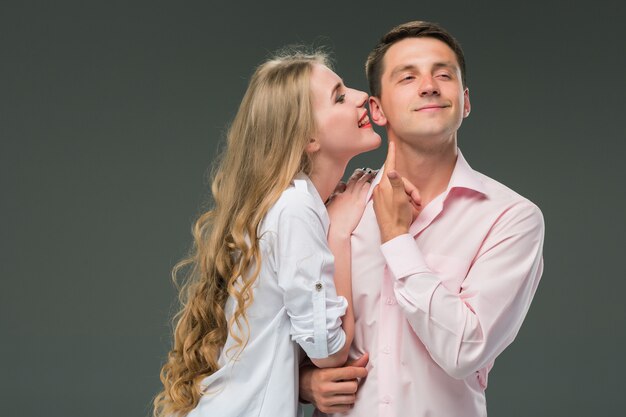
[{"x1": 154, "y1": 49, "x2": 330, "y2": 417}]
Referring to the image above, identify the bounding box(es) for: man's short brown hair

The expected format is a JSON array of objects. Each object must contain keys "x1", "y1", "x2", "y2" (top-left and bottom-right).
[{"x1": 365, "y1": 21, "x2": 467, "y2": 97}]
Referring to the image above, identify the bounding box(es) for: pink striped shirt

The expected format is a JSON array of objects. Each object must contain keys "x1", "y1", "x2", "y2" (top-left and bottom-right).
[{"x1": 329, "y1": 149, "x2": 544, "y2": 417}]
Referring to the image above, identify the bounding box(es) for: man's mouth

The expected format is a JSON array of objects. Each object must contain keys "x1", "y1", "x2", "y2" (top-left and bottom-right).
[{"x1": 415, "y1": 104, "x2": 449, "y2": 111}]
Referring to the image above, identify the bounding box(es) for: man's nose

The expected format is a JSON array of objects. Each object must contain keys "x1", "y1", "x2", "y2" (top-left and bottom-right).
[{"x1": 418, "y1": 76, "x2": 440, "y2": 96}]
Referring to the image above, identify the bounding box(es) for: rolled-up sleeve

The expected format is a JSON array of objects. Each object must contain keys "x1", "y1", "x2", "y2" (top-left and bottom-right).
[{"x1": 275, "y1": 194, "x2": 347, "y2": 359}]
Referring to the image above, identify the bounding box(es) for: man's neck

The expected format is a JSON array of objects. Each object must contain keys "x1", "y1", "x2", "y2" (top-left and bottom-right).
[{"x1": 391, "y1": 134, "x2": 458, "y2": 208}]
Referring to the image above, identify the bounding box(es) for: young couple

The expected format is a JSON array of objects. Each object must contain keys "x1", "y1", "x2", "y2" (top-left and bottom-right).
[{"x1": 155, "y1": 21, "x2": 545, "y2": 417}]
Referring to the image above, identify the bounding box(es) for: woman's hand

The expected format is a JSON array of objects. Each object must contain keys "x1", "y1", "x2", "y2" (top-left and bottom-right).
[
  {"x1": 326, "y1": 169, "x2": 375, "y2": 240},
  {"x1": 372, "y1": 141, "x2": 421, "y2": 243}
]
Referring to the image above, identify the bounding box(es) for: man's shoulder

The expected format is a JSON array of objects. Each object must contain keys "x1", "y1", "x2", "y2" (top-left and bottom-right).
[
  {"x1": 472, "y1": 169, "x2": 543, "y2": 225},
  {"x1": 475, "y1": 169, "x2": 537, "y2": 204}
]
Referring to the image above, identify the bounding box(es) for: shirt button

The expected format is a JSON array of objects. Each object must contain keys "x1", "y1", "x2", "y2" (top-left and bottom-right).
[
  {"x1": 385, "y1": 297, "x2": 396, "y2": 305},
  {"x1": 382, "y1": 346, "x2": 391, "y2": 354},
  {"x1": 315, "y1": 282, "x2": 323, "y2": 291},
  {"x1": 382, "y1": 395, "x2": 391, "y2": 404}
]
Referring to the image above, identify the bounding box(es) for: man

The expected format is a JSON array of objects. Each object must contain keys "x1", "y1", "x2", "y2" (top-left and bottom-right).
[{"x1": 300, "y1": 21, "x2": 545, "y2": 417}]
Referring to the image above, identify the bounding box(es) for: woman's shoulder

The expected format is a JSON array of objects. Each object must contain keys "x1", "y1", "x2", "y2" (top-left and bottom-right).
[
  {"x1": 274, "y1": 184, "x2": 319, "y2": 216},
  {"x1": 265, "y1": 175, "x2": 328, "y2": 227}
]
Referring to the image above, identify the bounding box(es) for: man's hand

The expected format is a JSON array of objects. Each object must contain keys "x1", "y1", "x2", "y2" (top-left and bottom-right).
[
  {"x1": 300, "y1": 354, "x2": 369, "y2": 414},
  {"x1": 373, "y1": 141, "x2": 421, "y2": 243}
]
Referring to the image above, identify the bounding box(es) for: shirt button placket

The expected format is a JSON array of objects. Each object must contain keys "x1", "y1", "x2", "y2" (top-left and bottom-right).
[{"x1": 379, "y1": 267, "x2": 395, "y2": 416}]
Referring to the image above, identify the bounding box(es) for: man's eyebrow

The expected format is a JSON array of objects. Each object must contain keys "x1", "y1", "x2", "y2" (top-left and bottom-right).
[
  {"x1": 433, "y1": 61, "x2": 457, "y2": 70},
  {"x1": 389, "y1": 64, "x2": 417, "y2": 79},
  {"x1": 389, "y1": 61, "x2": 458, "y2": 78}
]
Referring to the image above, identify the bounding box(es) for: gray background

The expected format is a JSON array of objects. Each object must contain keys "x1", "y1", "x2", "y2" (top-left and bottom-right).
[{"x1": 2, "y1": 1, "x2": 625, "y2": 416}]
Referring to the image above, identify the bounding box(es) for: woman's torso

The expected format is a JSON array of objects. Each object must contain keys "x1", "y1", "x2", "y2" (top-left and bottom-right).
[{"x1": 187, "y1": 174, "x2": 339, "y2": 417}]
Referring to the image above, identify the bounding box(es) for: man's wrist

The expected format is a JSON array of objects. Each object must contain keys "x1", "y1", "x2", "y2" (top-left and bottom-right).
[{"x1": 380, "y1": 226, "x2": 408, "y2": 243}]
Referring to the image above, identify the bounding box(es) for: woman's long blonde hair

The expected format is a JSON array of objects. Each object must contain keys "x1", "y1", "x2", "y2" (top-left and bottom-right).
[{"x1": 154, "y1": 50, "x2": 329, "y2": 417}]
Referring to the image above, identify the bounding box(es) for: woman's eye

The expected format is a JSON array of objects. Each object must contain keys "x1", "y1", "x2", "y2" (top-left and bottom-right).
[{"x1": 335, "y1": 93, "x2": 346, "y2": 103}]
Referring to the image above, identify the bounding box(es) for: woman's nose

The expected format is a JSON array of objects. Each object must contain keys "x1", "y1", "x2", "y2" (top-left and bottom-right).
[{"x1": 353, "y1": 89, "x2": 369, "y2": 107}]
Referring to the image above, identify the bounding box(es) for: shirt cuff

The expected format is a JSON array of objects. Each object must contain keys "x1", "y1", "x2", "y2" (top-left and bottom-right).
[
  {"x1": 380, "y1": 233, "x2": 431, "y2": 280},
  {"x1": 294, "y1": 291, "x2": 347, "y2": 359}
]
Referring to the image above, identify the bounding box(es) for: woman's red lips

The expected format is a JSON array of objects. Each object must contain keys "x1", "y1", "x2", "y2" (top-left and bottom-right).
[{"x1": 358, "y1": 112, "x2": 371, "y2": 128}]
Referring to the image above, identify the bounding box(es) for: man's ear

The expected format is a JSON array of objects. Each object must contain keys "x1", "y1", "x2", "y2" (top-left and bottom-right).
[
  {"x1": 369, "y1": 97, "x2": 387, "y2": 126},
  {"x1": 463, "y1": 87, "x2": 471, "y2": 118},
  {"x1": 305, "y1": 136, "x2": 320, "y2": 154}
]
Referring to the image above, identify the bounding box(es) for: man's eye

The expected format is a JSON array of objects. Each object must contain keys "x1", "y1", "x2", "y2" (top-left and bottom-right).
[
  {"x1": 400, "y1": 75, "x2": 415, "y2": 82},
  {"x1": 437, "y1": 73, "x2": 451, "y2": 79}
]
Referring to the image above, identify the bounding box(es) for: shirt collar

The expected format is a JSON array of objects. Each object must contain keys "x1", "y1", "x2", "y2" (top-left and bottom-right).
[
  {"x1": 295, "y1": 171, "x2": 328, "y2": 211},
  {"x1": 448, "y1": 149, "x2": 489, "y2": 197},
  {"x1": 365, "y1": 148, "x2": 489, "y2": 202}
]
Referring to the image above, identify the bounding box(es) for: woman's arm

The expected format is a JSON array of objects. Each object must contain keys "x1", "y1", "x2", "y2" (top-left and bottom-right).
[{"x1": 310, "y1": 170, "x2": 373, "y2": 368}]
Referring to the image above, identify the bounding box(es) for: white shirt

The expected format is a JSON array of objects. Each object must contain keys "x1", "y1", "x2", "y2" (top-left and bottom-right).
[{"x1": 188, "y1": 173, "x2": 347, "y2": 417}]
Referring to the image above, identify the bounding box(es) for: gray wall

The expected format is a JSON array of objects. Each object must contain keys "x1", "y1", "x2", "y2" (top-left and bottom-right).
[{"x1": 2, "y1": 1, "x2": 624, "y2": 416}]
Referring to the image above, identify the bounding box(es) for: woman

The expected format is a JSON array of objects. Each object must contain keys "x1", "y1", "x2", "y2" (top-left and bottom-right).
[{"x1": 154, "y1": 50, "x2": 380, "y2": 417}]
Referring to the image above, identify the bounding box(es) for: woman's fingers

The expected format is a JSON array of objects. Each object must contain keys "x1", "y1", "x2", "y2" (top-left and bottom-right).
[
  {"x1": 346, "y1": 168, "x2": 366, "y2": 188},
  {"x1": 357, "y1": 170, "x2": 374, "y2": 183},
  {"x1": 333, "y1": 181, "x2": 347, "y2": 195},
  {"x1": 345, "y1": 168, "x2": 375, "y2": 194}
]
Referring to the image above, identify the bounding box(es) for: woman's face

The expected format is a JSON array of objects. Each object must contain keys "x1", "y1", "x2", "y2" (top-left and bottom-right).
[{"x1": 309, "y1": 64, "x2": 381, "y2": 161}]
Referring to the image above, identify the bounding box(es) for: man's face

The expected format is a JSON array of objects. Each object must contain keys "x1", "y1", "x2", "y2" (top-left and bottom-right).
[{"x1": 370, "y1": 37, "x2": 470, "y2": 148}]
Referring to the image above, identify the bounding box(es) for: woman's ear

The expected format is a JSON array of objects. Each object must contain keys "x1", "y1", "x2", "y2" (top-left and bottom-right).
[
  {"x1": 305, "y1": 136, "x2": 320, "y2": 154},
  {"x1": 369, "y1": 97, "x2": 387, "y2": 126}
]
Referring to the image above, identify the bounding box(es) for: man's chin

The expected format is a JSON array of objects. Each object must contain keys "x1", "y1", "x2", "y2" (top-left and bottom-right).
[{"x1": 393, "y1": 130, "x2": 457, "y2": 152}]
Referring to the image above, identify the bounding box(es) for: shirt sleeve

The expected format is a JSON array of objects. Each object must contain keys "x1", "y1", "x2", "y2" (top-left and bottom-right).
[
  {"x1": 380, "y1": 200, "x2": 545, "y2": 379},
  {"x1": 275, "y1": 194, "x2": 347, "y2": 359}
]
